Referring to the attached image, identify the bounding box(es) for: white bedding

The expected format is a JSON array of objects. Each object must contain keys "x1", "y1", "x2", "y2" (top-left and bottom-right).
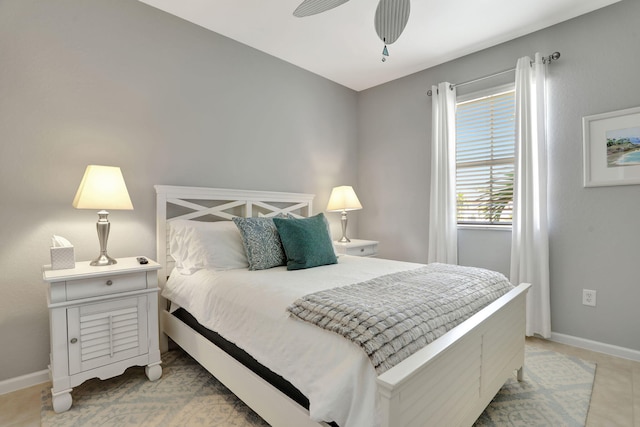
[{"x1": 162, "y1": 255, "x2": 422, "y2": 427}]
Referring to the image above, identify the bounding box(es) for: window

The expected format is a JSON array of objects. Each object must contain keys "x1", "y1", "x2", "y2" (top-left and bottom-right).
[{"x1": 456, "y1": 85, "x2": 515, "y2": 226}]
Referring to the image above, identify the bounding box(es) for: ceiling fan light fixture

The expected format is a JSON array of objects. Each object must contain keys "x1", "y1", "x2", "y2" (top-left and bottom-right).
[{"x1": 374, "y1": 0, "x2": 411, "y2": 45}]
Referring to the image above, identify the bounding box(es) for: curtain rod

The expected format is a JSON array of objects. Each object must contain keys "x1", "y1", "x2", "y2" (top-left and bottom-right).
[{"x1": 426, "y1": 51, "x2": 560, "y2": 96}]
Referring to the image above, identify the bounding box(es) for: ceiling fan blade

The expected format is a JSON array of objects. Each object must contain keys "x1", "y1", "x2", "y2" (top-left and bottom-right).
[
  {"x1": 374, "y1": 0, "x2": 410, "y2": 44},
  {"x1": 293, "y1": 0, "x2": 350, "y2": 17}
]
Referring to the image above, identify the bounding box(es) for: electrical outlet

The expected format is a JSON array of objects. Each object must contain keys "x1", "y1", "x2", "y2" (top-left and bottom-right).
[{"x1": 582, "y1": 289, "x2": 597, "y2": 307}]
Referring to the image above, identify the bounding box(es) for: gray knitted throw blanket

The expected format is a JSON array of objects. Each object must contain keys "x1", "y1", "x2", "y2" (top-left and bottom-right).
[{"x1": 287, "y1": 263, "x2": 514, "y2": 375}]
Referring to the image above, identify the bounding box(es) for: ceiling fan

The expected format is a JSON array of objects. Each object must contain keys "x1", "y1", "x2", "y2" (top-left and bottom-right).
[{"x1": 293, "y1": 0, "x2": 411, "y2": 61}]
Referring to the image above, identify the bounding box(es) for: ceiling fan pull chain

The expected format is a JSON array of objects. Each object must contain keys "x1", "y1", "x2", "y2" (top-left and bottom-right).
[{"x1": 382, "y1": 38, "x2": 389, "y2": 62}]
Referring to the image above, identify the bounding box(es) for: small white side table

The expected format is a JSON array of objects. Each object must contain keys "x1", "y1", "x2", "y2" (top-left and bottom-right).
[
  {"x1": 334, "y1": 239, "x2": 379, "y2": 257},
  {"x1": 42, "y1": 257, "x2": 162, "y2": 413}
]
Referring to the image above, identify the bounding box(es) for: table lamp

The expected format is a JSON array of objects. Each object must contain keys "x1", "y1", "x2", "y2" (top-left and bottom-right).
[
  {"x1": 72, "y1": 165, "x2": 134, "y2": 266},
  {"x1": 326, "y1": 185, "x2": 362, "y2": 243}
]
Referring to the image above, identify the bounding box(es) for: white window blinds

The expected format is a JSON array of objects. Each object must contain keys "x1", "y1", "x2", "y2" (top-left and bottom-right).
[{"x1": 456, "y1": 87, "x2": 515, "y2": 225}]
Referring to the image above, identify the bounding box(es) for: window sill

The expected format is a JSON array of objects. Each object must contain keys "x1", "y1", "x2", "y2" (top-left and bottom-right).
[{"x1": 457, "y1": 224, "x2": 512, "y2": 231}]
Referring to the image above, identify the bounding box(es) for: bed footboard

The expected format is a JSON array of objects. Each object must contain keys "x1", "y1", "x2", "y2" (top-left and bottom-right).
[{"x1": 376, "y1": 282, "x2": 530, "y2": 427}]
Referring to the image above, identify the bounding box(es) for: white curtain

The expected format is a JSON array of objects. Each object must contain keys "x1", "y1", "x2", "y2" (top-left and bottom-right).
[
  {"x1": 511, "y1": 53, "x2": 551, "y2": 338},
  {"x1": 428, "y1": 82, "x2": 458, "y2": 264}
]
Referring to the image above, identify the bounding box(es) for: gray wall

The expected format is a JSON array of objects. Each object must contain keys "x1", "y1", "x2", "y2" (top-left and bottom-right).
[
  {"x1": 0, "y1": 0, "x2": 358, "y2": 381},
  {"x1": 358, "y1": 0, "x2": 640, "y2": 352}
]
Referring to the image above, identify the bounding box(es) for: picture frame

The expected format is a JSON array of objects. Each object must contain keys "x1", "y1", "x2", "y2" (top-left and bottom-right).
[{"x1": 583, "y1": 106, "x2": 640, "y2": 187}]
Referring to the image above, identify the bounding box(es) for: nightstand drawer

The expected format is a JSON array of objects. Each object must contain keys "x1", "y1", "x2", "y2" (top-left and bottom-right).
[
  {"x1": 346, "y1": 244, "x2": 377, "y2": 257},
  {"x1": 66, "y1": 272, "x2": 146, "y2": 300},
  {"x1": 334, "y1": 239, "x2": 379, "y2": 257}
]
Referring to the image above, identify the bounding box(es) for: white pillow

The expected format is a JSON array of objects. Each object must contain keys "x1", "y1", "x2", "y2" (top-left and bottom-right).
[{"x1": 169, "y1": 220, "x2": 249, "y2": 274}]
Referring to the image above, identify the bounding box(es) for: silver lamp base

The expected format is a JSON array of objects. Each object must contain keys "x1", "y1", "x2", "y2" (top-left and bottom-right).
[
  {"x1": 337, "y1": 210, "x2": 351, "y2": 243},
  {"x1": 91, "y1": 210, "x2": 118, "y2": 266},
  {"x1": 90, "y1": 253, "x2": 117, "y2": 266}
]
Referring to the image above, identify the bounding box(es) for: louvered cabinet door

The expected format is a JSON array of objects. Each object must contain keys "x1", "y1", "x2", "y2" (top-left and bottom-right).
[{"x1": 67, "y1": 295, "x2": 148, "y2": 375}]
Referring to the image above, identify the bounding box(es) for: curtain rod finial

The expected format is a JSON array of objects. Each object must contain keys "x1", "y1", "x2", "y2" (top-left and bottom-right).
[{"x1": 543, "y1": 51, "x2": 561, "y2": 64}]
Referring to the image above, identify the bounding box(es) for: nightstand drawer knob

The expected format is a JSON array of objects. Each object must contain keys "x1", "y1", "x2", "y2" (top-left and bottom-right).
[
  {"x1": 106, "y1": 280, "x2": 113, "y2": 286},
  {"x1": 70, "y1": 338, "x2": 78, "y2": 344}
]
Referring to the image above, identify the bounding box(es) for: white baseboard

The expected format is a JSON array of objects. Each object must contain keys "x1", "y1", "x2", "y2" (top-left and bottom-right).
[
  {"x1": 550, "y1": 332, "x2": 640, "y2": 362},
  {"x1": 0, "y1": 369, "x2": 49, "y2": 396}
]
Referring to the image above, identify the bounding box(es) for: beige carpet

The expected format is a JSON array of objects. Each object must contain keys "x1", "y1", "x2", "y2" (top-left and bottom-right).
[{"x1": 42, "y1": 345, "x2": 595, "y2": 426}]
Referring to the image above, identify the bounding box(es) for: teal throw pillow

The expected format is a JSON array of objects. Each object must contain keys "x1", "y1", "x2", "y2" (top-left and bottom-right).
[{"x1": 273, "y1": 213, "x2": 337, "y2": 270}]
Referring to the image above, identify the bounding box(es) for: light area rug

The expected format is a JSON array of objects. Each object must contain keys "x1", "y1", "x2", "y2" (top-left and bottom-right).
[
  {"x1": 42, "y1": 345, "x2": 595, "y2": 427},
  {"x1": 41, "y1": 350, "x2": 268, "y2": 427},
  {"x1": 474, "y1": 345, "x2": 596, "y2": 426}
]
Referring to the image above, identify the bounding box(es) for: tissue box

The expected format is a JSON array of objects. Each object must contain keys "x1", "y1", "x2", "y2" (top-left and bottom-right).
[{"x1": 50, "y1": 246, "x2": 75, "y2": 270}]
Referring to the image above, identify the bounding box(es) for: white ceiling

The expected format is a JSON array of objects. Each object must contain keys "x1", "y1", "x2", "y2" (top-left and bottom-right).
[{"x1": 139, "y1": 0, "x2": 621, "y2": 92}]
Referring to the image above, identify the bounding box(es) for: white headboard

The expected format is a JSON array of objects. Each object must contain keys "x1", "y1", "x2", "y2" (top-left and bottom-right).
[{"x1": 154, "y1": 185, "x2": 315, "y2": 287}]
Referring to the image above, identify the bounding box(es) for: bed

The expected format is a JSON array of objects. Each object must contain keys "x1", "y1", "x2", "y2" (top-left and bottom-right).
[{"x1": 155, "y1": 185, "x2": 530, "y2": 427}]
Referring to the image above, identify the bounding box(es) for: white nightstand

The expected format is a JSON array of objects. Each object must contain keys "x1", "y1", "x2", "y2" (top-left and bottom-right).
[
  {"x1": 42, "y1": 257, "x2": 162, "y2": 413},
  {"x1": 334, "y1": 239, "x2": 379, "y2": 257}
]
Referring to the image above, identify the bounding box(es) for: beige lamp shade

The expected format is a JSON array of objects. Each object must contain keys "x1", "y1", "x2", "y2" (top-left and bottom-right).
[
  {"x1": 72, "y1": 165, "x2": 133, "y2": 210},
  {"x1": 326, "y1": 185, "x2": 362, "y2": 212}
]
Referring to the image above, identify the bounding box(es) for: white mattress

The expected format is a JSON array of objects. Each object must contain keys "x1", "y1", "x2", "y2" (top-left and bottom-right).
[{"x1": 162, "y1": 255, "x2": 422, "y2": 427}]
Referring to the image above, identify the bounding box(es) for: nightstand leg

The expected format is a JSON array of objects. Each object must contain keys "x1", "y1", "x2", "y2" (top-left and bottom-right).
[
  {"x1": 145, "y1": 362, "x2": 162, "y2": 381},
  {"x1": 51, "y1": 388, "x2": 73, "y2": 413}
]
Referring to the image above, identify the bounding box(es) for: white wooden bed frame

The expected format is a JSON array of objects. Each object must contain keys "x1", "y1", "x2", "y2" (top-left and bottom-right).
[{"x1": 155, "y1": 185, "x2": 530, "y2": 427}]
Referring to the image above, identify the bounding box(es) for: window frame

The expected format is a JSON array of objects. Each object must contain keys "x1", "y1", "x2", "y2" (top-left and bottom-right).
[{"x1": 455, "y1": 83, "x2": 516, "y2": 229}]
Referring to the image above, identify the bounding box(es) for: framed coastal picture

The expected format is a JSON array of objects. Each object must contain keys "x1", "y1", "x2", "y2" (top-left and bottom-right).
[{"x1": 583, "y1": 106, "x2": 640, "y2": 187}]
